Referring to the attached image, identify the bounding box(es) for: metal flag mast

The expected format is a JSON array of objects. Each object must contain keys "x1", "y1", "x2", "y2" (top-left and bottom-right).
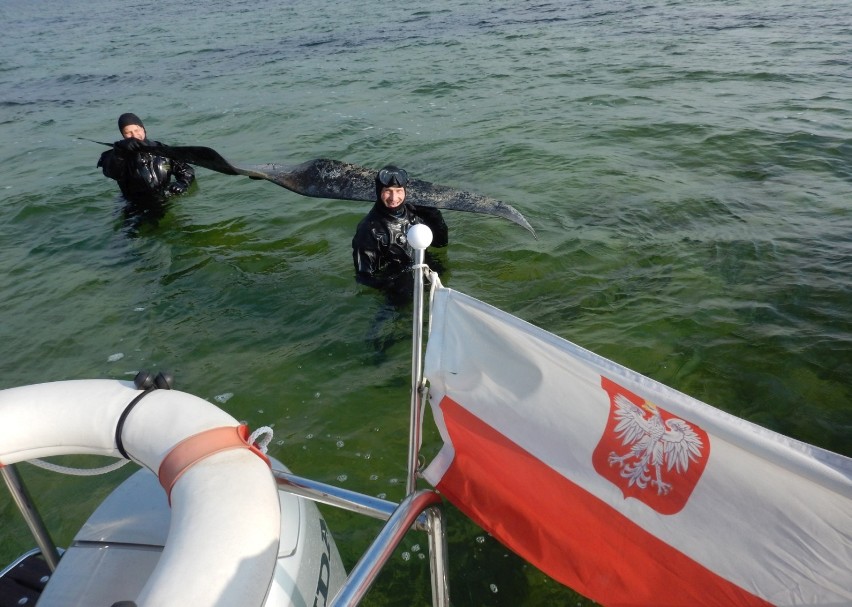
[{"x1": 406, "y1": 223, "x2": 434, "y2": 496}]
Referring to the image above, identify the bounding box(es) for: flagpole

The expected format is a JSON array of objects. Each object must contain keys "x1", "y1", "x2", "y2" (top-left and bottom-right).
[{"x1": 406, "y1": 224, "x2": 433, "y2": 496}]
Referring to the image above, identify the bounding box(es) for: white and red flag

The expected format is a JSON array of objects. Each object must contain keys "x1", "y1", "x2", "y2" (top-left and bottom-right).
[{"x1": 422, "y1": 287, "x2": 852, "y2": 607}]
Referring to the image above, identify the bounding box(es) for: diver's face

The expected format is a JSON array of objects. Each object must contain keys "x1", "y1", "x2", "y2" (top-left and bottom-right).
[
  {"x1": 380, "y1": 186, "x2": 406, "y2": 209},
  {"x1": 121, "y1": 124, "x2": 146, "y2": 140}
]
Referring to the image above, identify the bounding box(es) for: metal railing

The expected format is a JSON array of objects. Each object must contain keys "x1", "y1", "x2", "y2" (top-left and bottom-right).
[
  {"x1": 275, "y1": 470, "x2": 448, "y2": 607},
  {"x1": 0, "y1": 464, "x2": 61, "y2": 571}
]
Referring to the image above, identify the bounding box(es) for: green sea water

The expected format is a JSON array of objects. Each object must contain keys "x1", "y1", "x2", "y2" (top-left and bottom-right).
[{"x1": 1, "y1": 0, "x2": 850, "y2": 605}]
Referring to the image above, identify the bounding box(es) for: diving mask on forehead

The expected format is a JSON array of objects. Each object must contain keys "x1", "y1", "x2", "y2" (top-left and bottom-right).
[{"x1": 377, "y1": 167, "x2": 409, "y2": 188}]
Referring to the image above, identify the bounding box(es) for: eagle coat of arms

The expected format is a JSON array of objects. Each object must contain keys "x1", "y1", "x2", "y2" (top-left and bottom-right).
[{"x1": 593, "y1": 378, "x2": 710, "y2": 514}]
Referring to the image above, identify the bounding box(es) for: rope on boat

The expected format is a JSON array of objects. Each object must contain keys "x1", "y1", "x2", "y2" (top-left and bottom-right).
[
  {"x1": 248, "y1": 425, "x2": 273, "y2": 454},
  {"x1": 27, "y1": 457, "x2": 130, "y2": 476},
  {"x1": 410, "y1": 262, "x2": 442, "y2": 337},
  {"x1": 412, "y1": 262, "x2": 441, "y2": 406}
]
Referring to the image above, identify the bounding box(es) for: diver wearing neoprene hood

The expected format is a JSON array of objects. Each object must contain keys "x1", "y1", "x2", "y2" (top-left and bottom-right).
[
  {"x1": 97, "y1": 113, "x2": 195, "y2": 205},
  {"x1": 352, "y1": 165, "x2": 448, "y2": 292}
]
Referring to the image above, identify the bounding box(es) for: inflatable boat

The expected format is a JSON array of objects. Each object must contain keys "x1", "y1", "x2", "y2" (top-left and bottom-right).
[{"x1": 0, "y1": 374, "x2": 347, "y2": 606}]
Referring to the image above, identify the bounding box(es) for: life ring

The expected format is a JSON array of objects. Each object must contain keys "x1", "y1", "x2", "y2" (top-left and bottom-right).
[{"x1": 0, "y1": 379, "x2": 281, "y2": 607}]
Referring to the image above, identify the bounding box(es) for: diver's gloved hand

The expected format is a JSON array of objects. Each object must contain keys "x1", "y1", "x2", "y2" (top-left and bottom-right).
[
  {"x1": 168, "y1": 182, "x2": 188, "y2": 196},
  {"x1": 413, "y1": 205, "x2": 449, "y2": 247},
  {"x1": 414, "y1": 205, "x2": 444, "y2": 221},
  {"x1": 113, "y1": 138, "x2": 145, "y2": 154}
]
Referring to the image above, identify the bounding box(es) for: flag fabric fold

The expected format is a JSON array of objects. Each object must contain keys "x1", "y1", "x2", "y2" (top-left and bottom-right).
[{"x1": 422, "y1": 286, "x2": 852, "y2": 607}]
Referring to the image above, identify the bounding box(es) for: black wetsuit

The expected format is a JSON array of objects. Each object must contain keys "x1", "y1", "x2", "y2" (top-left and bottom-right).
[
  {"x1": 352, "y1": 202, "x2": 448, "y2": 292},
  {"x1": 97, "y1": 140, "x2": 195, "y2": 205}
]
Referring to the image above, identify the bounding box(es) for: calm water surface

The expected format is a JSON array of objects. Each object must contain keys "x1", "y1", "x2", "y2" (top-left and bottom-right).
[{"x1": 1, "y1": 0, "x2": 850, "y2": 604}]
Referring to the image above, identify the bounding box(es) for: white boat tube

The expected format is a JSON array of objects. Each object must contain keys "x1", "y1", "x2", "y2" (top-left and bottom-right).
[{"x1": 0, "y1": 379, "x2": 281, "y2": 607}]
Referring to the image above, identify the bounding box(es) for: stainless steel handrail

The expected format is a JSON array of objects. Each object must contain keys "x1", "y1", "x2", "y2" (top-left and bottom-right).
[
  {"x1": 273, "y1": 470, "x2": 450, "y2": 607},
  {"x1": 328, "y1": 490, "x2": 445, "y2": 607},
  {"x1": 1, "y1": 464, "x2": 61, "y2": 571},
  {"x1": 425, "y1": 502, "x2": 450, "y2": 607},
  {"x1": 273, "y1": 469, "x2": 407, "y2": 525}
]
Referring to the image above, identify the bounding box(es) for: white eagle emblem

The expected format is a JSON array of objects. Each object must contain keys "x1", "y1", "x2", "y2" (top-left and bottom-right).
[{"x1": 607, "y1": 395, "x2": 704, "y2": 495}]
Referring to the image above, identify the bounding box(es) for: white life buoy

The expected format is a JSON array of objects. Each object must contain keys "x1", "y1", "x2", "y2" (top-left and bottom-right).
[{"x1": 0, "y1": 379, "x2": 281, "y2": 607}]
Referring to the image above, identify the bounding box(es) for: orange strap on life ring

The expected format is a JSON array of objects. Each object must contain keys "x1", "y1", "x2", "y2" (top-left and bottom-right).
[{"x1": 158, "y1": 425, "x2": 270, "y2": 503}]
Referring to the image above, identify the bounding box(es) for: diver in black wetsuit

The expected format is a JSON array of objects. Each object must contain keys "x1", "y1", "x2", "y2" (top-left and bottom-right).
[
  {"x1": 97, "y1": 113, "x2": 195, "y2": 206},
  {"x1": 352, "y1": 165, "x2": 449, "y2": 298}
]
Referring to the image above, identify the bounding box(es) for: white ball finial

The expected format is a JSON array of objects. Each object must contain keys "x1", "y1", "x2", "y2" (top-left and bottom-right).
[{"x1": 407, "y1": 223, "x2": 433, "y2": 250}]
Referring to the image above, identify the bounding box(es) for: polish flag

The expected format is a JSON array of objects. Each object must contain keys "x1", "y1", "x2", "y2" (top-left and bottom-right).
[{"x1": 421, "y1": 287, "x2": 852, "y2": 607}]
